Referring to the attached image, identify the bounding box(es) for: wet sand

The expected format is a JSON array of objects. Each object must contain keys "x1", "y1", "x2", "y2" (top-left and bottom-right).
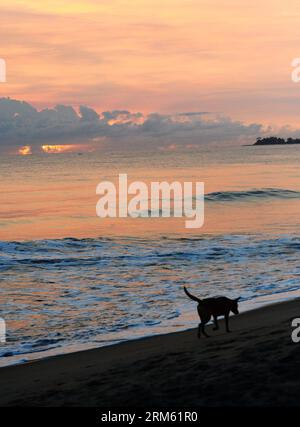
[{"x1": 1, "y1": 299, "x2": 300, "y2": 407}]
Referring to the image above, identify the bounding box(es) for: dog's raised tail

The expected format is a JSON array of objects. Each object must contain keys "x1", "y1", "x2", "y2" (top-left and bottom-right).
[{"x1": 184, "y1": 286, "x2": 201, "y2": 303}]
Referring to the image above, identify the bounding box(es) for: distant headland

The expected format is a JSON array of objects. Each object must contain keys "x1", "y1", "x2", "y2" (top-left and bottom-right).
[{"x1": 254, "y1": 137, "x2": 300, "y2": 145}]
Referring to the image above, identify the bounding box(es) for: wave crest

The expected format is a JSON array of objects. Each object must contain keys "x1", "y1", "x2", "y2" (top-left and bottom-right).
[{"x1": 205, "y1": 188, "x2": 300, "y2": 202}]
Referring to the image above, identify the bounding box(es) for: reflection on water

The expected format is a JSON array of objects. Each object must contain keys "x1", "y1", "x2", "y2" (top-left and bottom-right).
[{"x1": 1, "y1": 144, "x2": 300, "y2": 239}]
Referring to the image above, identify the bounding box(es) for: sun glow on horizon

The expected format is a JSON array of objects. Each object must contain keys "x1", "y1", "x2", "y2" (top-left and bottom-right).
[
  {"x1": 18, "y1": 145, "x2": 32, "y2": 156},
  {"x1": 41, "y1": 145, "x2": 81, "y2": 154},
  {"x1": 16, "y1": 144, "x2": 93, "y2": 155}
]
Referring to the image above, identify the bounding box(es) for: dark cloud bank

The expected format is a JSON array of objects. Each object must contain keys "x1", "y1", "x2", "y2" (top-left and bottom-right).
[{"x1": 0, "y1": 97, "x2": 271, "y2": 153}]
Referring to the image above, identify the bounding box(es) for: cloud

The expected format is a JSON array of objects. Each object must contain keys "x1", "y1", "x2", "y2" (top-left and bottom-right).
[
  {"x1": 79, "y1": 105, "x2": 100, "y2": 122},
  {"x1": 0, "y1": 97, "x2": 268, "y2": 153}
]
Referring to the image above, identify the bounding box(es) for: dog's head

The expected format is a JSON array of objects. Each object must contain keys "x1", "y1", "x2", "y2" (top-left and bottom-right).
[{"x1": 231, "y1": 297, "x2": 241, "y2": 315}]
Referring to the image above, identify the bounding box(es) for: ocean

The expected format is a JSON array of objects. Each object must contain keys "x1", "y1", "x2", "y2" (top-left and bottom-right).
[{"x1": 1, "y1": 142, "x2": 300, "y2": 365}]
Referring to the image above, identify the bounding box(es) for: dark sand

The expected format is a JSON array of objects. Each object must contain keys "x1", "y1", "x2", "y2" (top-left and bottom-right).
[{"x1": 1, "y1": 299, "x2": 300, "y2": 407}]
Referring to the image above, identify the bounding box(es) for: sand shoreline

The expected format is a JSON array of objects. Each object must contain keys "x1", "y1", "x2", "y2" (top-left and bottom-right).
[{"x1": 1, "y1": 298, "x2": 300, "y2": 406}]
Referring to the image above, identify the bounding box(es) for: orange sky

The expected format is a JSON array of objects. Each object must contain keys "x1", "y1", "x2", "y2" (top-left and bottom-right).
[{"x1": 1, "y1": 0, "x2": 300, "y2": 126}]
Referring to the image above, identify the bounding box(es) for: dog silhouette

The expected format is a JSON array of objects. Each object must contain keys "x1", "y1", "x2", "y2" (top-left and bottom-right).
[{"x1": 184, "y1": 286, "x2": 240, "y2": 338}]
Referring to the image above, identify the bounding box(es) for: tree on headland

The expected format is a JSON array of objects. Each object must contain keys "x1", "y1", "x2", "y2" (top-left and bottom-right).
[{"x1": 254, "y1": 136, "x2": 300, "y2": 145}]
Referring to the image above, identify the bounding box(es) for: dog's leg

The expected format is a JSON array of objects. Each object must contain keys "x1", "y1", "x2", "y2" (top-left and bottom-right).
[
  {"x1": 225, "y1": 313, "x2": 231, "y2": 332},
  {"x1": 201, "y1": 321, "x2": 210, "y2": 338},
  {"x1": 197, "y1": 323, "x2": 201, "y2": 339},
  {"x1": 213, "y1": 315, "x2": 219, "y2": 330}
]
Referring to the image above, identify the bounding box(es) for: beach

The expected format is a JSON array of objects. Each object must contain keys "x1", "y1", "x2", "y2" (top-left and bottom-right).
[{"x1": 1, "y1": 298, "x2": 300, "y2": 407}]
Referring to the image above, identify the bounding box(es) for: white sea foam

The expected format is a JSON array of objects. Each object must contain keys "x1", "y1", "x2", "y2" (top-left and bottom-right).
[{"x1": 1, "y1": 233, "x2": 300, "y2": 366}]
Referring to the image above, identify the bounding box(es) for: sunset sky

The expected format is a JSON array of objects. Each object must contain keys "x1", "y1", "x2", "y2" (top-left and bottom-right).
[{"x1": 1, "y1": 0, "x2": 300, "y2": 129}]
